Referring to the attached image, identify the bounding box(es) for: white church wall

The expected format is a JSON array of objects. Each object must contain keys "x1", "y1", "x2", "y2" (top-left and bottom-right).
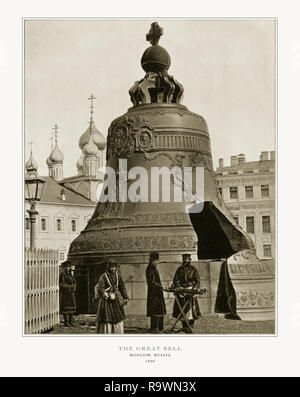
[{"x1": 24, "y1": 201, "x2": 95, "y2": 262}]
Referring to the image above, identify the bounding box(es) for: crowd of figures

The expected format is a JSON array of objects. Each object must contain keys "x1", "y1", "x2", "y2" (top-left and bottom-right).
[{"x1": 59, "y1": 253, "x2": 201, "y2": 334}]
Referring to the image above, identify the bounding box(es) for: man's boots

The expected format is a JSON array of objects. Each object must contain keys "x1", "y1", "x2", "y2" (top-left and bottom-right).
[
  {"x1": 68, "y1": 313, "x2": 75, "y2": 327},
  {"x1": 181, "y1": 321, "x2": 192, "y2": 333},
  {"x1": 189, "y1": 320, "x2": 195, "y2": 328},
  {"x1": 63, "y1": 314, "x2": 69, "y2": 327}
]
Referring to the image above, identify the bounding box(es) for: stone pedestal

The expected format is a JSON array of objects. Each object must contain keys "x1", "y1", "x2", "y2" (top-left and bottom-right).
[
  {"x1": 227, "y1": 250, "x2": 275, "y2": 321},
  {"x1": 74, "y1": 255, "x2": 275, "y2": 322}
]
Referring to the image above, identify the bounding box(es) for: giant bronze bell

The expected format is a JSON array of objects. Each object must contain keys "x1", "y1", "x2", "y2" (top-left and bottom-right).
[{"x1": 69, "y1": 22, "x2": 275, "y2": 320}]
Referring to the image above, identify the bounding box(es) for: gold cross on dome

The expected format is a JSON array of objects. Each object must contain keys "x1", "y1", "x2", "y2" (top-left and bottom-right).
[{"x1": 146, "y1": 22, "x2": 163, "y2": 45}]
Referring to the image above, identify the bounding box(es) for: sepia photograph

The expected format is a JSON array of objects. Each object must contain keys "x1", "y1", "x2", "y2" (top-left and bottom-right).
[{"x1": 24, "y1": 18, "x2": 276, "y2": 336}]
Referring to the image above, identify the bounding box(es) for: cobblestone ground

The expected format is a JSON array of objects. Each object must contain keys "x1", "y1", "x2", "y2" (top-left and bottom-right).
[{"x1": 49, "y1": 314, "x2": 275, "y2": 335}]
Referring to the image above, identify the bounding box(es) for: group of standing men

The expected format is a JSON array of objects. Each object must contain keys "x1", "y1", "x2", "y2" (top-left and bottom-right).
[
  {"x1": 146, "y1": 252, "x2": 201, "y2": 333},
  {"x1": 58, "y1": 252, "x2": 201, "y2": 333}
]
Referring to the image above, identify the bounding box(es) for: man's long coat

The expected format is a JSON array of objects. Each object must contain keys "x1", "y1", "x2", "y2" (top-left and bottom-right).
[
  {"x1": 146, "y1": 263, "x2": 166, "y2": 317},
  {"x1": 59, "y1": 271, "x2": 76, "y2": 314}
]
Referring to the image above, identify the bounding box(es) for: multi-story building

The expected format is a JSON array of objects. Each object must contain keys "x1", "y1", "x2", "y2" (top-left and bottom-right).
[
  {"x1": 25, "y1": 153, "x2": 97, "y2": 263},
  {"x1": 215, "y1": 151, "x2": 275, "y2": 269},
  {"x1": 25, "y1": 96, "x2": 106, "y2": 262}
]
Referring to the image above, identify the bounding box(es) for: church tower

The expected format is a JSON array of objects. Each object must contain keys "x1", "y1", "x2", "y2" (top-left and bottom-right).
[
  {"x1": 26, "y1": 143, "x2": 38, "y2": 176},
  {"x1": 62, "y1": 95, "x2": 106, "y2": 202},
  {"x1": 46, "y1": 124, "x2": 64, "y2": 181},
  {"x1": 82, "y1": 134, "x2": 98, "y2": 177},
  {"x1": 77, "y1": 94, "x2": 106, "y2": 175}
]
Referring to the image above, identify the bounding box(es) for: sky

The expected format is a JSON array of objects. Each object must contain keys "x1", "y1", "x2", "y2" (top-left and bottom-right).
[{"x1": 24, "y1": 19, "x2": 276, "y2": 177}]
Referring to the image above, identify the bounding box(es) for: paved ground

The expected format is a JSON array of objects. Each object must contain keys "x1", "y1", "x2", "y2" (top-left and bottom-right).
[{"x1": 49, "y1": 314, "x2": 275, "y2": 335}]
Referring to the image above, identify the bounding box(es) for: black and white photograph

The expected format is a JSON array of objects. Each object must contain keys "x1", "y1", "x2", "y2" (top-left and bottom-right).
[
  {"x1": 2, "y1": 0, "x2": 300, "y2": 379},
  {"x1": 24, "y1": 18, "x2": 276, "y2": 336}
]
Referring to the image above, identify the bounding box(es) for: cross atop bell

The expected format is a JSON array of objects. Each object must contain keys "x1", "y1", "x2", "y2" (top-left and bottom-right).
[{"x1": 146, "y1": 22, "x2": 163, "y2": 45}]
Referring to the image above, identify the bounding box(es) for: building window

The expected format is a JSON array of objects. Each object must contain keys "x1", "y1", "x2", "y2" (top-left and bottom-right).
[
  {"x1": 262, "y1": 216, "x2": 271, "y2": 233},
  {"x1": 229, "y1": 187, "x2": 238, "y2": 199},
  {"x1": 261, "y1": 185, "x2": 269, "y2": 197},
  {"x1": 233, "y1": 216, "x2": 239, "y2": 225},
  {"x1": 246, "y1": 216, "x2": 255, "y2": 233},
  {"x1": 245, "y1": 185, "x2": 253, "y2": 199},
  {"x1": 59, "y1": 251, "x2": 65, "y2": 261},
  {"x1": 218, "y1": 188, "x2": 222, "y2": 197},
  {"x1": 71, "y1": 219, "x2": 77, "y2": 232},
  {"x1": 56, "y1": 218, "x2": 63, "y2": 232},
  {"x1": 25, "y1": 218, "x2": 30, "y2": 231},
  {"x1": 263, "y1": 245, "x2": 272, "y2": 258},
  {"x1": 41, "y1": 217, "x2": 47, "y2": 231}
]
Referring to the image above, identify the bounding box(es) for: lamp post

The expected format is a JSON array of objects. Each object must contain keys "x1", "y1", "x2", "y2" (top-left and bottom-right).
[{"x1": 25, "y1": 173, "x2": 45, "y2": 249}]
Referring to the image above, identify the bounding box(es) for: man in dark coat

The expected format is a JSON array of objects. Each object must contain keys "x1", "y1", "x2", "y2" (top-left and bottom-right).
[
  {"x1": 59, "y1": 260, "x2": 76, "y2": 327},
  {"x1": 172, "y1": 254, "x2": 201, "y2": 332},
  {"x1": 146, "y1": 252, "x2": 166, "y2": 333}
]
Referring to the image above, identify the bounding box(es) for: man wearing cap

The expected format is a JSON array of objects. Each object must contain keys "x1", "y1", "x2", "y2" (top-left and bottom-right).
[
  {"x1": 172, "y1": 254, "x2": 201, "y2": 332},
  {"x1": 146, "y1": 252, "x2": 166, "y2": 333},
  {"x1": 59, "y1": 261, "x2": 77, "y2": 327}
]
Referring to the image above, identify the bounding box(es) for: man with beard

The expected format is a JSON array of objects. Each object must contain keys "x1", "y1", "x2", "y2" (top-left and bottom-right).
[{"x1": 172, "y1": 254, "x2": 201, "y2": 333}]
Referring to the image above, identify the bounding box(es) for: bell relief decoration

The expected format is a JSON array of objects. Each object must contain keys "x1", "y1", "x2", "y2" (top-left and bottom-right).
[{"x1": 107, "y1": 115, "x2": 155, "y2": 160}]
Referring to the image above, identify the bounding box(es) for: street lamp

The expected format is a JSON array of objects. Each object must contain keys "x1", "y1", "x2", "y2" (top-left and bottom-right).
[{"x1": 25, "y1": 172, "x2": 45, "y2": 248}]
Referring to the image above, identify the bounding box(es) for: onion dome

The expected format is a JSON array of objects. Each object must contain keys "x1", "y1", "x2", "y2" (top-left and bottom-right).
[
  {"x1": 48, "y1": 124, "x2": 64, "y2": 164},
  {"x1": 46, "y1": 155, "x2": 53, "y2": 167},
  {"x1": 79, "y1": 121, "x2": 106, "y2": 151},
  {"x1": 79, "y1": 94, "x2": 106, "y2": 151},
  {"x1": 129, "y1": 22, "x2": 183, "y2": 106},
  {"x1": 26, "y1": 151, "x2": 38, "y2": 171},
  {"x1": 76, "y1": 153, "x2": 84, "y2": 170},
  {"x1": 49, "y1": 142, "x2": 64, "y2": 164},
  {"x1": 83, "y1": 134, "x2": 98, "y2": 156}
]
